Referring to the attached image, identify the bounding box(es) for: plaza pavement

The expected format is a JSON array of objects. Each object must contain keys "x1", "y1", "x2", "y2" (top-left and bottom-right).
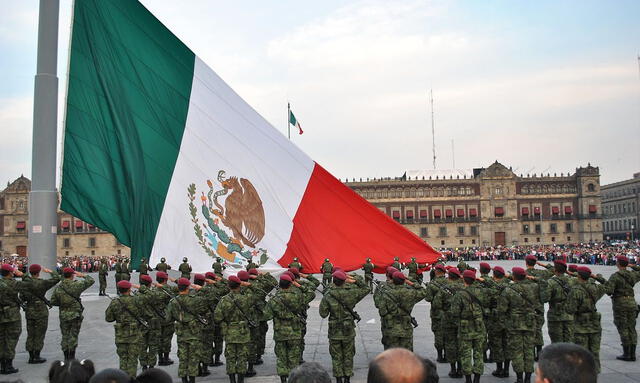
[{"x1": 3, "y1": 261, "x2": 640, "y2": 383}]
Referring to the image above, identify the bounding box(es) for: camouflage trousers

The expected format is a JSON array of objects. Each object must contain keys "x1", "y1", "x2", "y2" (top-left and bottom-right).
[
  {"x1": 257, "y1": 321, "x2": 268, "y2": 358},
  {"x1": 139, "y1": 325, "x2": 160, "y2": 367},
  {"x1": 548, "y1": 320, "x2": 574, "y2": 343},
  {"x1": 25, "y1": 314, "x2": 48, "y2": 352},
  {"x1": 534, "y1": 313, "x2": 544, "y2": 346},
  {"x1": 99, "y1": 275, "x2": 107, "y2": 294},
  {"x1": 386, "y1": 336, "x2": 413, "y2": 351},
  {"x1": 275, "y1": 339, "x2": 301, "y2": 376},
  {"x1": 202, "y1": 324, "x2": 215, "y2": 363},
  {"x1": 60, "y1": 318, "x2": 82, "y2": 352},
  {"x1": 329, "y1": 338, "x2": 356, "y2": 377},
  {"x1": 613, "y1": 302, "x2": 638, "y2": 346},
  {"x1": 380, "y1": 317, "x2": 389, "y2": 349},
  {"x1": 431, "y1": 315, "x2": 444, "y2": 350},
  {"x1": 365, "y1": 274, "x2": 373, "y2": 290},
  {"x1": 224, "y1": 342, "x2": 249, "y2": 375},
  {"x1": 116, "y1": 341, "x2": 140, "y2": 376},
  {"x1": 460, "y1": 335, "x2": 484, "y2": 375},
  {"x1": 0, "y1": 320, "x2": 21, "y2": 359},
  {"x1": 574, "y1": 332, "x2": 602, "y2": 373},
  {"x1": 300, "y1": 321, "x2": 308, "y2": 361},
  {"x1": 213, "y1": 324, "x2": 224, "y2": 356},
  {"x1": 323, "y1": 275, "x2": 332, "y2": 287},
  {"x1": 507, "y1": 330, "x2": 534, "y2": 374},
  {"x1": 487, "y1": 325, "x2": 508, "y2": 363},
  {"x1": 248, "y1": 325, "x2": 260, "y2": 363},
  {"x1": 177, "y1": 338, "x2": 200, "y2": 378},
  {"x1": 443, "y1": 325, "x2": 460, "y2": 363},
  {"x1": 159, "y1": 322, "x2": 174, "y2": 353}
]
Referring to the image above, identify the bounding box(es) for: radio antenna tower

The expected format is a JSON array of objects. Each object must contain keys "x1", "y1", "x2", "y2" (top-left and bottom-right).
[{"x1": 430, "y1": 89, "x2": 436, "y2": 169}]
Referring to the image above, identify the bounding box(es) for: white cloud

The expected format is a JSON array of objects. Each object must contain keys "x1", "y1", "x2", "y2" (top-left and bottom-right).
[{"x1": 0, "y1": 97, "x2": 33, "y2": 180}]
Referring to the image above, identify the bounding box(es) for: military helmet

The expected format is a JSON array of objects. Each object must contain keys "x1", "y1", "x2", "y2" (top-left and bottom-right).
[
  {"x1": 394, "y1": 256, "x2": 399, "y2": 260},
  {"x1": 293, "y1": 257, "x2": 298, "y2": 261},
  {"x1": 366, "y1": 257, "x2": 371, "y2": 261},
  {"x1": 325, "y1": 258, "x2": 329, "y2": 262},
  {"x1": 217, "y1": 257, "x2": 222, "y2": 262},
  {"x1": 161, "y1": 257, "x2": 166, "y2": 262},
  {"x1": 183, "y1": 257, "x2": 188, "y2": 262},
  {"x1": 411, "y1": 257, "x2": 416, "y2": 261}
]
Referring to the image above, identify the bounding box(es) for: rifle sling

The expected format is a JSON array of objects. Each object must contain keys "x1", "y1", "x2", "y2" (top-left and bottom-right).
[
  {"x1": 59, "y1": 284, "x2": 84, "y2": 311},
  {"x1": 116, "y1": 298, "x2": 148, "y2": 328},
  {"x1": 327, "y1": 290, "x2": 359, "y2": 321}
]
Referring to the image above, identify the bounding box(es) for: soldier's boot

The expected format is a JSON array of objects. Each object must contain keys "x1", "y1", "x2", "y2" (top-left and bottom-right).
[
  {"x1": 465, "y1": 375, "x2": 472, "y2": 383},
  {"x1": 502, "y1": 360, "x2": 511, "y2": 378},
  {"x1": 3, "y1": 360, "x2": 18, "y2": 375},
  {"x1": 448, "y1": 363, "x2": 457, "y2": 378},
  {"x1": 279, "y1": 375, "x2": 288, "y2": 383},
  {"x1": 254, "y1": 356, "x2": 264, "y2": 365},
  {"x1": 335, "y1": 378, "x2": 343, "y2": 383},
  {"x1": 473, "y1": 373, "x2": 481, "y2": 383},
  {"x1": 28, "y1": 351, "x2": 35, "y2": 364},
  {"x1": 237, "y1": 374, "x2": 245, "y2": 383},
  {"x1": 514, "y1": 372, "x2": 523, "y2": 383},
  {"x1": 491, "y1": 362, "x2": 503, "y2": 377},
  {"x1": 456, "y1": 362, "x2": 463, "y2": 378},
  {"x1": 436, "y1": 348, "x2": 446, "y2": 363},
  {"x1": 164, "y1": 352, "x2": 175, "y2": 365},
  {"x1": 617, "y1": 345, "x2": 631, "y2": 361},
  {"x1": 344, "y1": 377, "x2": 351, "y2": 383},
  {"x1": 245, "y1": 363, "x2": 256, "y2": 377},
  {"x1": 33, "y1": 351, "x2": 46, "y2": 364},
  {"x1": 69, "y1": 349, "x2": 76, "y2": 360},
  {"x1": 0, "y1": 359, "x2": 5, "y2": 374},
  {"x1": 228, "y1": 374, "x2": 236, "y2": 383},
  {"x1": 524, "y1": 372, "x2": 532, "y2": 383},
  {"x1": 181, "y1": 377, "x2": 188, "y2": 383},
  {"x1": 189, "y1": 377, "x2": 196, "y2": 383},
  {"x1": 630, "y1": 345, "x2": 637, "y2": 361},
  {"x1": 198, "y1": 362, "x2": 211, "y2": 377},
  {"x1": 213, "y1": 354, "x2": 224, "y2": 366}
]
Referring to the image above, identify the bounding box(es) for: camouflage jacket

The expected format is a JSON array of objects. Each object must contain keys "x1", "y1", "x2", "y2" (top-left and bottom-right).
[
  {"x1": 319, "y1": 277, "x2": 369, "y2": 340},
  {"x1": 526, "y1": 266, "x2": 553, "y2": 280},
  {"x1": 99, "y1": 264, "x2": 109, "y2": 276},
  {"x1": 155, "y1": 283, "x2": 179, "y2": 324},
  {"x1": 178, "y1": 262, "x2": 192, "y2": 277},
  {"x1": 321, "y1": 261, "x2": 333, "y2": 275},
  {"x1": 497, "y1": 280, "x2": 539, "y2": 331},
  {"x1": 547, "y1": 274, "x2": 576, "y2": 321},
  {"x1": 214, "y1": 290, "x2": 252, "y2": 344},
  {"x1": 424, "y1": 276, "x2": 447, "y2": 316},
  {"x1": 167, "y1": 293, "x2": 208, "y2": 341},
  {"x1": 362, "y1": 262, "x2": 375, "y2": 275},
  {"x1": 20, "y1": 271, "x2": 61, "y2": 318},
  {"x1": 212, "y1": 261, "x2": 225, "y2": 275},
  {"x1": 288, "y1": 261, "x2": 303, "y2": 271},
  {"x1": 105, "y1": 294, "x2": 145, "y2": 343},
  {"x1": 155, "y1": 262, "x2": 171, "y2": 272},
  {"x1": 487, "y1": 278, "x2": 512, "y2": 328},
  {"x1": 51, "y1": 276, "x2": 95, "y2": 321},
  {"x1": 138, "y1": 262, "x2": 151, "y2": 275},
  {"x1": 136, "y1": 285, "x2": 165, "y2": 326},
  {"x1": 570, "y1": 276, "x2": 611, "y2": 333},
  {"x1": 439, "y1": 279, "x2": 464, "y2": 328},
  {"x1": 451, "y1": 284, "x2": 488, "y2": 338},
  {"x1": 378, "y1": 283, "x2": 428, "y2": 336},
  {"x1": 607, "y1": 266, "x2": 640, "y2": 309},
  {"x1": 0, "y1": 276, "x2": 28, "y2": 323},
  {"x1": 264, "y1": 288, "x2": 307, "y2": 341},
  {"x1": 391, "y1": 261, "x2": 402, "y2": 270}
]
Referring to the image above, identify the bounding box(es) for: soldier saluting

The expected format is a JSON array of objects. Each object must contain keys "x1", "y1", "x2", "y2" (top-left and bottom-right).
[
  {"x1": 288, "y1": 257, "x2": 303, "y2": 271},
  {"x1": 321, "y1": 258, "x2": 333, "y2": 287},
  {"x1": 608, "y1": 255, "x2": 640, "y2": 362},
  {"x1": 155, "y1": 257, "x2": 172, "y2": 273},
  {"x1": 98, "y1": 259, "x2": 108, "y2": 296},
  {"x1": 362, "y1": 258, "x2": 376, "y2": 290},
  {"x1": 0, "y1": 263, "x2": 27, "y2": 374}
]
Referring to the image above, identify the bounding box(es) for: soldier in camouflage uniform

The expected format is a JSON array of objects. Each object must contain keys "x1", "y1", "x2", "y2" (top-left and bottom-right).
[
  {"x1": 51, "y1": 267, "x2": 94, "y2": 360},
  {"x1": 424, "y1": 263, "x2": 447, "y2": 362},
  {"x1": 404, "y1": 257, "x2": 426, "y2": 282},
  {"x1": 155, "y1": 271, "x2": 177, "y2": 366},
  {"x1": 178, "y1": 257, "x2": 192, "y2": 279},
  {"x1": 251, "y1": 269, "x2": 277, "y2": 364},
  {"x1": 569, "y1": 266, "x2": 612, "y2": 372},
  {"x1": 362, "y1": 258, "x2": 376, "y2": 290},
  {"x1": 115, "y1": 259, "x2": 124, "y2": 283},
  {"x1": 546, "y1": 259, "x2": 576, "y2": 343},
  {"x1": 214, "y1": 274, "x2": 253, "y2": 383},
  {"x1": 477, "y1": 263, "x2": 493, "y2": 363},
  {"x1": 377, "y1": 271, "x2": 428, "y2": 351},
  {"x1": 211, "y1": 272, "x2": 230, "y2": 367},
  {"x1": 213, "y1": 257, "x2": 226, "y2": 276},
  {"x1": 264, "y1": 273, "x2": 309, "y2": 382},
  {"x1": 391, "y1": 257, "x2": 402, "y2": 271},
  {"x1": 122, "y1": 260, "x2": 132, "y2": 281},
  {"x1": 322, "y1": 258, "x2": 333, "y2": 287},
  {"x1": 608, "y1": 255, "x2": 640, "y2": 362},
  {"x1": 288, "y1": 257, "x2": 303, "y2": 271},
  {"x1": 137, "y1": 274, "x2": 164, "y2": 370},
  {"x1": 138, "y1": 257, "x2": 152, "y2": 284},
  {"x1": 373, "y1": 266, "x2": 398, "y2": 350},
  {"x1": 167, "y1": 278, "x2": 208, "y2": 383},
  {"x1": 486, "y1": 266, "x2": 511, "y2": 378},
  {"x1": 200, "y1": 272, "x2": 223, "y2": 368},
  {"x1": 21, "y1": 264, "x2": 60, "y2": 364},
  {"x1": 289, "y1": 267, "x2": 321, "y2": 362},
  {"x1": 155, "y1": 257, "x2": 171, "y2": 273},
  {"x1": 193, "y1": 273, "x2": 213, "y2": 377},
  {"x1": 105, "y1": 280, "x2": 146, "y2": 376},
  {"x1": 451, "y1": 269, "x2": 489, "y2": 383},
  {"x1": 98, "y1": 260, "x2": 108, "y2": 296},
  {"x1": 245, "y1": 259, "x2": 259, "y2": 271},
  {"x1": 237, "y1": 270, "x2": 261, "y2": 377},
  {"x1": 524, "y1": 254, "x2": 552, "y2": 360},
  {"x1": 319, "y1": 270, "x2": 369, "y2": 383},
  {"x1": 0, "y1": 264, "x2": 26, "y2": 374},
  {"x1": 457, "y1": 258, "x2": 469, "y2": 272},
  {"x1": 441, "y1": 267, "x2": 464, "y2": 378}
]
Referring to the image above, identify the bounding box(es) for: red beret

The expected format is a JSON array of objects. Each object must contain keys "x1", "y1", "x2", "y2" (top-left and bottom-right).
[
  {"x1": 435, "y1": 264, "x2": 446, "y2": 272},
  {"x1": 248, "y1": 268, "x2": 258, "y2": 275},
  {"x1": 554, "y1": 259, "x2": 566, "y2": 267},
  {"x1": 525, "y1": 255, "x2": 537, "y2": 261},
  {"x1": 463, "y1": 270, "x2": 476, "y2": 279},
  {"x1": 448, "y1": 268, "x2": 461, "y2": 278},
  {"x1": 1, "y1": 264, "x2": 14, "y2": 273},
  {"x1": 577, "y1": 266, "x2": 591, "y2": 274},
  {"x1": 140, "y1": 274, "x2": 152, "y2": 283},
  {"x1": 568, "y1": 264, "x2": 578, "y2": 272},
  {"x1": 237, "y1": 270, "x2": 250, "y2": 281},
  {"x1": 284, "y1": 271, "x2": 295, "y2": 280},
  {"x1": 288, "y1": 267, "x2": 300, "y2": 276},
  {"x1": 617, "y1": 255, "x2": 629, "y2": 263},
  {"x1": 280, "y1": 273, "x2": 293, "y2": 282},
  {"x1": 512, "y1": 267, "x2": 526, "y2": 277},
  {"x1": 386, "y1": 266, "x2": 398, "y2": 277},
  {"x1": 177, "y1": 277, "x2": 191, "y2": 287},
  {"x1": 28, "y1": 264, "x2": 41, "y2": 274},
  {"x1": 205, "y1": 272, "x2": 216, "y2": 279},
  {"x1": 392, "y1": 271, "x2": 406, "y2": 280},
  {"x1": 332, "y1": 270, "x2": 347, "y2": 281},
  {"x1": 194, "y1": 273, "x2": 205, "y2": 281},
  {"x1": 63, "y1": 267, "x2": 75, "y2": 274},
  {"x1": 156, "y1": 271, "x2": 168, "y2": 280},
  {"x1": 117, "y1": 280, "x2": 132, "y2": 289},
  {"x1": 479, "y1": 262, "x2": 491, "y2": 271},
  {"x1": 493, "y1": 266, "x2": 505, "y2": 275},
  {"x1": 333, "y1": 267, "x2": 343, "y2": 273},
  {"x1": 228, "y1": 275, "x2": 241, "y2": 284}
]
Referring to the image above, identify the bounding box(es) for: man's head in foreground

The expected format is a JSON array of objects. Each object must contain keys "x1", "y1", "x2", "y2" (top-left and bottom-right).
[
  {"x1": 367, "y1": 348, "x2": 438, "y2": 383},
  {"x1": 535, "y1": 343, "x2": 596, "y2": 383}
]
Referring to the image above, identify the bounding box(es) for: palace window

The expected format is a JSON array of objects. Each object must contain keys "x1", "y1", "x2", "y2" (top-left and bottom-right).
[
  {"x1": 420, "y1": 227, "x2": 428, "y2": 237},
  {"x1": 458, "y1": 226, "x2": 465, "y2": 235},
  {"x1": 88, "y1": 237, "x2": 96, "y2": 248},
  {"x1": 535, "y1": 224, "x2": 541, "y2": 234},
  {"x1": 439, "y1": 227, "x2": 447, "y2": 237},
  {"x1": 550, "y1": 223, "x2": 558, "y2": 233},
  {"x1": 523, "y1": 224, "x2": 530, "y2": 234},
  {"x1": 588, "y1": 183, "x2": 595, "y2": 192},
  {"x1": 63, "y1": 238, "x2": 70, "y2": 248},
  {"x1": 565, "y1": 223, "x2": 573, "y2": 232},
  {"x1": 470, "y1": 226, "x2": 478, "y2": 236}
]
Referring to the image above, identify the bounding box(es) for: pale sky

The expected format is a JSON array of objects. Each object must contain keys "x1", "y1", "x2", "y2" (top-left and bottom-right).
[{"x1": 1, "y1": 0, "x2": 639, "y2": 187}]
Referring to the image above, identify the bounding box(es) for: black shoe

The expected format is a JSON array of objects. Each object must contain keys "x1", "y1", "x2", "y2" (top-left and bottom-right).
[
  {"x1": 344, "y1": 377, "x2": 350, "y2": 383},
  {"x1": 515, "y1": 372, "x2": 523, "y2": 383},
  {"x1": 617, "y1": 345, "x2": 631, "y2": 361},
  {"x1": 465, "y1": 375, "x2": 472, "y2": 383},
  {"x1": 181, "y1": 378, "x2": 188, "y2": 383},
  {"x1": 3, "y1": 360, "x2": 18, "y2": 375},
  {"x1": 473, "y1": 373, "x2": 480, "y2": 383},
  {"x1": 189, "y1": 377, "x2": 195, "y2": 383},
  {"x1": 228, "y1": 374, "x2": 236, "y2": 383},
  {"x1": 246, "y1": 363, "x2": 257, "y2": 377},
  {"x1": 213, "y1": 354, "x2": 224, "y2": 366},
  {"x1": 198, "y1": 362, "x2": 210, "y2": 377},
  {"x1": 631, "y1": 345, "x2": 637, "y2": 362},
  {"x1": 336, "y1": 378, "x2": 343, "y2": 383},
  {"x1": 436, "y1": 348, "x2": 446, "y2": 363},
  {"x1": 165, "y1": 352, "x2": 175, "y2": 365},
  {"x1": 0, "y1": 359, "x2": 6, "y2": 375},
  {"x1": 456, "y1": 361, "x2": 463, "y2": 379},
  {"x1": 492, "y1": 362, "x2": 503, "y2": 377},
  {"x1": 254, "y1": 357, "x2": 264, "y2": 365},
  {"x1": 33, "y1": 351, "x2": 46, "y2": 364},
  {"x1": 28, "y1": 351, "x2": 34, "y2": 364},
  {"x1": 524, "y1": 372, "x2": 532, "y2": 383},
  {"x1": 502, "y1": 360, "x2": 511, "y2": 378},
  {"x1": 280, "y1": 376, "x2": 288, "y2": 383},
  {"x1": 448, "y1": 363, "x2": 457, "y2": 378}
]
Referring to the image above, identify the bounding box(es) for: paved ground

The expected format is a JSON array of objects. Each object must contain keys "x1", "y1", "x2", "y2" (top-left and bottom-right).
[{"x1": 4, "y1": 261, "x2": 640, "y2": 382}]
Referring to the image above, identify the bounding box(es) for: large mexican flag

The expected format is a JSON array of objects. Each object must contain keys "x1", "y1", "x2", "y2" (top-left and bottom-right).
[{"x1": 61, "y1": 0, "x2": 440, "y2": 273}]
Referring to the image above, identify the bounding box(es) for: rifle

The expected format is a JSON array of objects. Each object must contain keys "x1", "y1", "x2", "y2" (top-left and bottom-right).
[
  {"x1": 106, "y1": 295, "x2": 149, "y2": 328},
  {"x1": 372, "y1": 280, "x2": 418, "y2": 328},
  {"x1": 59, "y1": 284, "x2": 84, "y2": 312},
  {"x1": 228, "y1": 293, "x2": 257, "y2": 327},
  {"x1": 172, "y1": 295, "x2": 209, "y2": 326},
  {"x1": 325, "y1": 290, "x2": 361, "y2": 323},
  {"x1": 429, "y1": 280, "x2": 455, "y2": 296},
  {"x1": 268, "y1": 288, "x2": 307, "y2": 325}
]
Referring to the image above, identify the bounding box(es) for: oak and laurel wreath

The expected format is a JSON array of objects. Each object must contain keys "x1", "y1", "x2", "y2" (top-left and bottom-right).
[{"x1": 188, "y1": 183, "x2": 215, "y2": 258}]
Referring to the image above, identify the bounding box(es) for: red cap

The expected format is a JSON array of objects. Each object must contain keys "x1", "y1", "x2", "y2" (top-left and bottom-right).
[
  {"x1": 248, "y1": 268, "x2": 258, "y2": 275},
  {"x1": 288, "y1": 267, "x2": 300, "y2": 277},
  {"x1": 568, "y1": 264, "x2": 578, "y2": 272},
  {"x1": 512, "y1": 267, "x2": 526, "y2": 277},
  {"x1": 577, "y1": 266, "x2": 591, "y2": 274},
  {"x1": 479, "y1": 262, "x2": 491, "y2": 272},
  {"x1": 237, "y1": 270, "x2": 250, "y2": 281},
  {"x1": 156, "y1": 271, "x2": 168, "y2": 280},
  {"x1": 448, "y1": 268, "x2": 461, "y2": 278},
  {"x1": 1, "y1": 264, "x2": 14, "y2": 273},
  {"x1": 332, "y1": 270, "x2": 347, "y2": 281},
  {"x1": 63, "y1": 267, "x2": 75, "y2": 274},
  {"x1": 463, "y1": 270, "x2": 476, "y2": 279},
  {"x1": 280, "y1": 273, "x2": 293, "y2": 282},
  {"x1": 177, "y1": 277, "x2": 191, "y2": 287},
  {"x1": 140, "y1": 275, "x2": 152, "y2": 284},
  {"x1": 333, "y1": 267, "x2": 343, "y2": 273},
  {"x1": 617, "y1": 255, "x2": 629, "y2": 263},
  {"x1": 392, "y1": 271, "x2": 406, "y2": 280},
  {"x1": 435, "y1": 264, "x2": 446, "y2": 272},
  {"x1": 386, "y1": 266, "x2": 398, "y2": 278},
  {"x1": 493, "y1": 266, "x2": 505, "y2": 275},
  {"x1": 525, "y1": 255, "x2": 537, "y2": 262},
  {"x1": 228, "y1": 275, "x2": 241, "y2": 284},
  {"x1": 117, "y1": 280, "x2": 132, "y2": 289},
  {"x1": 205, "y1": 272, "x2": 216, "y2": 279},
  {"x1": 194, "y1": 273, "x2": 205, "y2": 281},
  {"x1": 554, "y1": 259, "x2": 567, "y2": 267},
  {"x1": 28, "y1": 264, "x2": 41, "y2": 274}
]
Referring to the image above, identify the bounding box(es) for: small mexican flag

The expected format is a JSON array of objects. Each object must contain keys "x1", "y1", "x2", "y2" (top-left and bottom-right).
[{"x1": 288, "y1": 107, "x2": 303, "y2": 135}]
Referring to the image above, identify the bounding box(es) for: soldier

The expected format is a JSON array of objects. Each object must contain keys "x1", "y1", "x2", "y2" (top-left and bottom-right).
[
  {"x1": 98, "y1": 259, "x2": 108, "y2": 296},
  {"x1": 193, "y1": 273, "x2": 213, "y2": 377},
  {"x1": 319, "y1": 270, "x2": 369, "y2": 383},
  {"x1": 487, "y1": 266, "x2": 511, "y2": 378},
  {"x1": 105, "y1": 280, "x2": 146, "y2": 376},
  {"x1": 167, "y1": 278, "x2": 208, "y2": 383},
  {"x1": 321, "y1": 258, "x2": 333, "y2": 287},
  {"x1": 288, "y1": 257, "x2": 303, "y2": 271},
  {"x1": 377, "y1": 271, "x2": 428, "y2": 351},
  {"x1": 477, "y1": 262, "x2": 493, "y2": 363},
  {"x1": 200, "y1": 271, "x2": 225, "y2": 368},
  {"x1": 569, "y1": 266, "x2": 612, "y2": 372},
  {"x1": 289, "y1": 267, "x2": 321, "y2": 363},
  {"x1": 138, "y1": 257, "x2": 152, "y2": 284},
  {"x1": 115, "y1": 259, "x2": 124, "y2": 283},
  {"x1": 373, "y1": 266, "x2": 398, "y2": 350},
  {"x1": 51, "y1": 267, "x2": 95, "y2": 360},
  {"x1": 457, "y1": 258, "x2": 469, "y2": 272},
  {"x1": 245, "y1": 259, "x2": 259, "y2": 271},
  {"x1": 137, "y1": 274, "x2": 164, "y2": 370},
  {"x1": 362, "y1": 258, "x2": 376, "y2": 290},
  {"x1": 155, "y1": 271, "x2": 177, "y2": 366},
  {"x1": 498, "y1": 267, "x2": 541, "y2": 383},
  {"x1": 424, "y1": 263, "x2": 447, "y2": 362},
  {"x1": 264, "y1": 273, "x2": 308, "y2": 382},
  {"x1": 214, "y1": 274, "x2": 253, "y2": 383},
  {"x1": 546, "y1": 259, "x2": 576, "y2": 343},
  {"x1": 213, "y1": 257, "x2": 226, "y2": 276},
  {"x1": 524, "y1": 254, "x2": 551, "y2": 360},
  {"x1": 236, "y1": 270, "x2": 260, "y2": 377},
  {"x1": 404, "y1": 257, "x2": 425, "y2": 282},
  {"x1": 442, "y1": 267, "x2": 464, "y2": 378},
  {"x1": 122, "y1": 259, "x2": 132, "y2": 281},
  {"x1": 451, "y1": 269, "x2": 488, "y2": 383},
  {"x1": 251, "y1": 268, "x2": 277, "y2": 365},
  {"x1": 210, "y1": 272, "x2": 230, "y2": 367},
  {"x1": 179, "y1": 257, "x2": 192, "y2": 279},
  {"x1": 0, "y1": 264, "x2": 26, "y2": 374},
  {"x1": 21, "y1": 264, "x2": 60, "y2": 364},
  {"x1": 155, "y1": 257, "x2": 172, "y2": 272},
  {"x1": 391, "y1": 257, "x2": 402, "y2": 270},
  {"x1": 607, "y1": 255, "x2": 640, "y2": 362}
]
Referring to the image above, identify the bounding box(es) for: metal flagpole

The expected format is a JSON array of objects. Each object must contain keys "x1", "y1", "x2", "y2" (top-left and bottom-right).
[
  {"x1": 29, "y1": 0, "x2": 60, "y2": 270},
  {"x1": 287, "y1": 102, "x2": 291, "y2": 140}
]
